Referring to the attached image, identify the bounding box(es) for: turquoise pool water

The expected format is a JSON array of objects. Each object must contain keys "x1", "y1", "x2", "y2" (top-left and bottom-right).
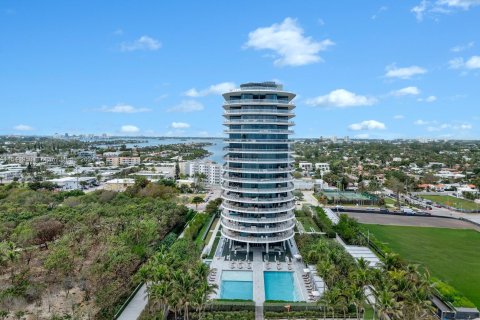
[
  {"x1": 220, "y1": 271, "x2": 253, "y2": 300},
  {"x1": 264, "y1": 271, "x2": 298, "y2": 301}
]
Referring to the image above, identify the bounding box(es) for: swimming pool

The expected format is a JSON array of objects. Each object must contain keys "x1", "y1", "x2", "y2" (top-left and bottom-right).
[
  {"x1": 220, "y1": 271, "x2": 253, "y2": 300},
  {"x1": 264, "y1": 271, "x2": 299, "y2": 301}
]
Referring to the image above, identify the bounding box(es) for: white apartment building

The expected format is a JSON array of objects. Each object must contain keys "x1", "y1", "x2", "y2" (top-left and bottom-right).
[
  {"x1": 106, "y1": 157, "x2": 141, "y2": 166},
  {"x1": 314, "y1": 163, "x2": 330, "y2": 173},
  {"x1": 298, "y1": 161, "x2": 313, "y2": 171},
  {"x1": 185, "y1": 160, "x2": 222, "y2": 185}
]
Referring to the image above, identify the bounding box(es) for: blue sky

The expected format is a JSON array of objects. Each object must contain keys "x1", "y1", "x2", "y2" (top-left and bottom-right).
[{"x1": 1, "y1": 1, "x2": 479, "y2": 139}]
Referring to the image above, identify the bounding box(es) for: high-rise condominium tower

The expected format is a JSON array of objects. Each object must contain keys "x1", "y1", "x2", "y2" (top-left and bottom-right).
[{"x1": 221, "y1": 82, "x2": 296, "y2": 253}]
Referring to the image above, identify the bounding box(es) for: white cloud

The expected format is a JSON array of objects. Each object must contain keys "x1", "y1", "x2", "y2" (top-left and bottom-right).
[
  {"x1": 412, "y1": 0, "x2": 480, "y2": 21},
  {"x1": 167, "y1": 100, "x2": 204, "y2": 113},
  {"x1": 393, "y1": 115, "x2": 405, "y2": 119},
  {"x1": 414, "y1": 119, "x2": 432, "y2": 125},
  {"x1": 411, "y1": 0, "x2": 428, "y2": 21},
  {"x1": 120, "y1": 125, "x2": 140, "y2": 133},
  {"x1": 437, "y1": 0, "x2": 480, "y2": 9},
  {"x1": 113, "y1": 29, "x2": 124, "y2": 36},
  {"x1": 306, "y1": 89, "x2": 377, "y2": 108},
  {"x1": 100, "y1": 104, "x2": 151, "y2": 113},
  {"x1": 170, "y1": 122, "x2": 190, "y2": 129},
  {"x1": 348, "y1": 120, "x2": 386, "y2": 131},
  {"x1": 14, "y1": 124, "x2": 33, "y2": 131},
  {"x1": 449, "y1": 55, "x2": 480, "y2": 70},
  {"x1": 120, "y1": 36, "x2": 161, "y2": 52},
  {"x1": 385, "y1": 65, "x2": 427, "y2": 79},
  {"x1": 426, "y1": 122, "x2": 473, "y2": 132},
  {"x1": 418, "y1": 95, "x2": 437, "y2": 102},
  {"x1": 451, "y1": 41, "x2": 474, "y2": 52},
  {"x1": 391, "y1": 86, "x2": 421, "y2": 96},
  {"x1": 185, "y1": 82, "x2": 236, "y2": 97},
  {"x1": 244, "y1": 17, "x2": 334, "y2": 67}
]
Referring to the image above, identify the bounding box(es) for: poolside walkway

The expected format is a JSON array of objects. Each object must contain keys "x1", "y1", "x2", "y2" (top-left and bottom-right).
[{"x1": 117, "y1": 283, "x2": 148, "y2": 320}]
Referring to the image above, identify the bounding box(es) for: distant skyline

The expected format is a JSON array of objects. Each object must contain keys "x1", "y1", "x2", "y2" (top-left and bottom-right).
[{"x1": 1, "y1": 1, "x2": 480, "y2": 139}]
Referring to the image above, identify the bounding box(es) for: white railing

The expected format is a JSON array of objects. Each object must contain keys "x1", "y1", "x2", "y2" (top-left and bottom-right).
[
  {"x1": 222, "y1": 175, "x2": 292, "y2": 183},
  {"x1": 221, "y1": 202, "x2": 295, "y2": 213},
  {"x1": 223, "y1": 147, "x2": 292, "y2": 153},
  {"x1": 224, "y1": 120, "x2": 295, "y2": 125},
  {"x1": 224, "y1": 157, "x2": 294, "y2": 163},
  {"x1": 222, "y1": 166, "x2": 294, "y2": 173},
  {"x1": 224, "y1": 129, "x2": 294, "y2": 134},
  {"x1": 221, "y1": 212, "x2": 295, "y2": 223},
  {"x1": 224, "y1": 139, "x2": 292, "y2": 144},
  {"x1": 221, "y1": 183, "x2": 295, "y2": 194},
  {"x1": 224, "y1": 99, "x2": 294, "y2": 105},
  {"x1": 221, "y1": 220, "x2": 295, "y2": 234},
  {"x1": 222, "y1": 193, "x2": 295, "y2": 203},
  {"x1": 221, "y1": 229, "x2": 294, "y2": 243}
]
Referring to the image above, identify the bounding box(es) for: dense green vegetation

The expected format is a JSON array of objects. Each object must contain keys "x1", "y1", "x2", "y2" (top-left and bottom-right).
[
  {"x1": 296, "y1": 234, "x2": 437, "y2": 320},
  {"x1": 294, "y1": 207, "x2": 320, "y2": 232},
  {"x1": 0, "y1": 179, "x2": 190, "y2": 319},
  {"x1": 362, "y1": 224, "x2": 480, "y2": 308},
  {"x1": 138, "y1": 239, "x2": 216, "y2": 320},
  {"x1": 420, "y1": 195, "x2": 480, "y2": 210}
]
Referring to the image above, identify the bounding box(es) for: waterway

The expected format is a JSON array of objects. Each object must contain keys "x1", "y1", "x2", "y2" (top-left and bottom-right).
[{"x1": 97, "y1": 137, "x2": 224, "y2": 163}]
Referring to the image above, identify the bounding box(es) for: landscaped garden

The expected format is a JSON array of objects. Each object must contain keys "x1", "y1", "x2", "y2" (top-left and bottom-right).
[
  {"x1": 420, "y1": 195, "x2": 480, "y2": 211},
  {"x1": 362, "y1": 224, "x2": 480, "y2": 308}
]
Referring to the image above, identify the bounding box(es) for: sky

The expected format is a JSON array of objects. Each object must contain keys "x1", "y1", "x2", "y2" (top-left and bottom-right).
[{"x1": 1, "y1": 1, "x2": 480, "y2": 139}]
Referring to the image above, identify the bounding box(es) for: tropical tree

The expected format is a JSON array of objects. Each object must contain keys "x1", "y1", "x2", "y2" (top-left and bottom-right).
[{"x1": 191, "y1": 196, "x2": 204, "y2": 210}]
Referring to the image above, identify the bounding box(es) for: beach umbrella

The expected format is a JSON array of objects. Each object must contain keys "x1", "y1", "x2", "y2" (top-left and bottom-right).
[
  {"x1": 311, "y1": 291, "x2": 321, "y2": 297},
  {"x1": 303, "y1": 268, "x2": 310, "y2": 273}
]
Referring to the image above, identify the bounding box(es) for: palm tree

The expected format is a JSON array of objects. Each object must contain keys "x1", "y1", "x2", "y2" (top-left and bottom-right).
[
  {"x1": 323, "y1": 288, "x2": 340, "y2": 320},
  {"x1": 349, "y1": 284, "x2": 366, "y2": 320},
  {"x1": 375, "y1": 287, "x2": 402, "y2": 320}
]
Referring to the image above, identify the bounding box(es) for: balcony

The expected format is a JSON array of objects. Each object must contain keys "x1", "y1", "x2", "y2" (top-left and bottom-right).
[
  {"x1": 221, "y1": 211, "x2": 295, "y2": 224},
  {"x1": 222, "y1": 193, "x2": 295, "y2": 204},
  {"x1": 221, "y1": 228, "x2": 294, "y2": 244},
  {"x1": 223, "y1": 147, "x2": 293, "y2": 154},
  {"x1": 221, "y1": 202, "x2": 295, "y2": 214},
  {"x1": 224, "y1": 129, "x2": 294, "y2": 134},
  {"x1": 221, "y1": 220, "x2": 295, "y2": 234},
  {"x1": 223, "y1": 120, "x2": 294, "y2": 126},
  {"x1": 223, "y1": 99, "x2": 294, "y2": 106},
  {"x1": 222, "y1": 166, "x2": 294, "y2": 174},
  {"x1": 221, "y1": 183, "x2": 295, "y2": 194},
  {"x1": 222, "y1": 174, "x2": 292, "y2": 184},
  {"x1": 224, "y1": 139, "x2": 292, "y2": 144},
  {"x1": 224, "y1": 156, "x2": 294, "y2": 164}
]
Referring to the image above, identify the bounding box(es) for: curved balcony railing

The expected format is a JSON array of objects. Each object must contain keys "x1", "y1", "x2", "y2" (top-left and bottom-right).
[
  {"x1": 225, "y1": 129, "x2": 294, "y2": 134},
  {"x1": 221, "y1": 183, "x2": 295, "y2": 194},
  {"x1": 221, "y1": 220, "x2": 295, "y2": 234},
  {"x1": 224, "y1": 157, "x2": 294, "y2": 164},
  {"x1": 224, "y1": 120, "x2": 295, "y2": 126},
  {"x1": 223, "y1": 147, "x2": 293, "y2": 154},
  {"x1": 224, "y1": 139, "x2": 292, "y2": 144},
  {"x1": 221, "y1": 228, "x2": 294, "y2": 244},
  {"x1": 223, "y1": 99, "x2": 294, "y2": 105},
  {"x1": 222, "y1": 175, "x2": 292, "y2": 184},
  {"x1": 222, "y1": 166, "x2": 294, "y2": 174},
  {"x1": 221, "y1": 202, "x2": 295, "y2": 214},
  {"x1": 221, "y1": 211, "x2": 295, "y2": 224},
  {"x1": 222, "y1": 193, "x2": 295, "y2": 204}
]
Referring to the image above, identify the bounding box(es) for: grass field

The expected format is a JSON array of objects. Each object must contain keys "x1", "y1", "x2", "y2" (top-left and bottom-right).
[
  {"x1": 420, "y1": 195, "x2": 480, "y2": 210},
  {"x1": 362, "y1": 224, "x2": 480, "y2": 308},
  {"x1": 297, "y1": 217, "x2": 320, "y2": 232}
]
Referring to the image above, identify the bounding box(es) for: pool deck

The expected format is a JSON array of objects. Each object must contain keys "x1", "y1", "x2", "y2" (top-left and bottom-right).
[{"x1": 208, "y1": 237, "x2": 321, "y2": 306}]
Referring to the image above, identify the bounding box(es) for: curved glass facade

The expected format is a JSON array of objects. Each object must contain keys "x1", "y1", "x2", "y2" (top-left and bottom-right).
[{"x1": 221, "y1": 82, "x2": 296, "y2": 247}]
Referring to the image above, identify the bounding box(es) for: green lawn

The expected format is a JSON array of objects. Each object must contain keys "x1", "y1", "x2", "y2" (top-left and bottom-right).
[
  {"x1": 363, "y1": 224, "x2": 480, "y2": 308},
  {"x1": 297, "y1": 217, "x2": 320, "y2": 232},
  {"x1": 420, "y1": 195, "x2": 480, "y2": 211}
]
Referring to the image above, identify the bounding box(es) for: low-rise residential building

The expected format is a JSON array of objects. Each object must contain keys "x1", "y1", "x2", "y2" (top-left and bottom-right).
[
  {"x1": 299, "y1": 161, "x2": 313, "y2": 171},
  {"x1": 185, "y1": 160, "x2": 222, "y2": 185},
  {"x1": 314, "y1": 162, "x2": 330, "y2": 173},
  {"x1": 48, "y1": 177, "x2": 97, "y2": 190},
  {"x1": 106, "y1": 157, "x2": 141, "y2": 166},
  {"x1": 293, "y1": 179, "x2": 314, "y2": 190}
]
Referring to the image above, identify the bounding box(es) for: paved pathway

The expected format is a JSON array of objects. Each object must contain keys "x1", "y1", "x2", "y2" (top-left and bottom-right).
[{"x1": 117, "y1": 283, "x2": 148, "y2": 320}]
